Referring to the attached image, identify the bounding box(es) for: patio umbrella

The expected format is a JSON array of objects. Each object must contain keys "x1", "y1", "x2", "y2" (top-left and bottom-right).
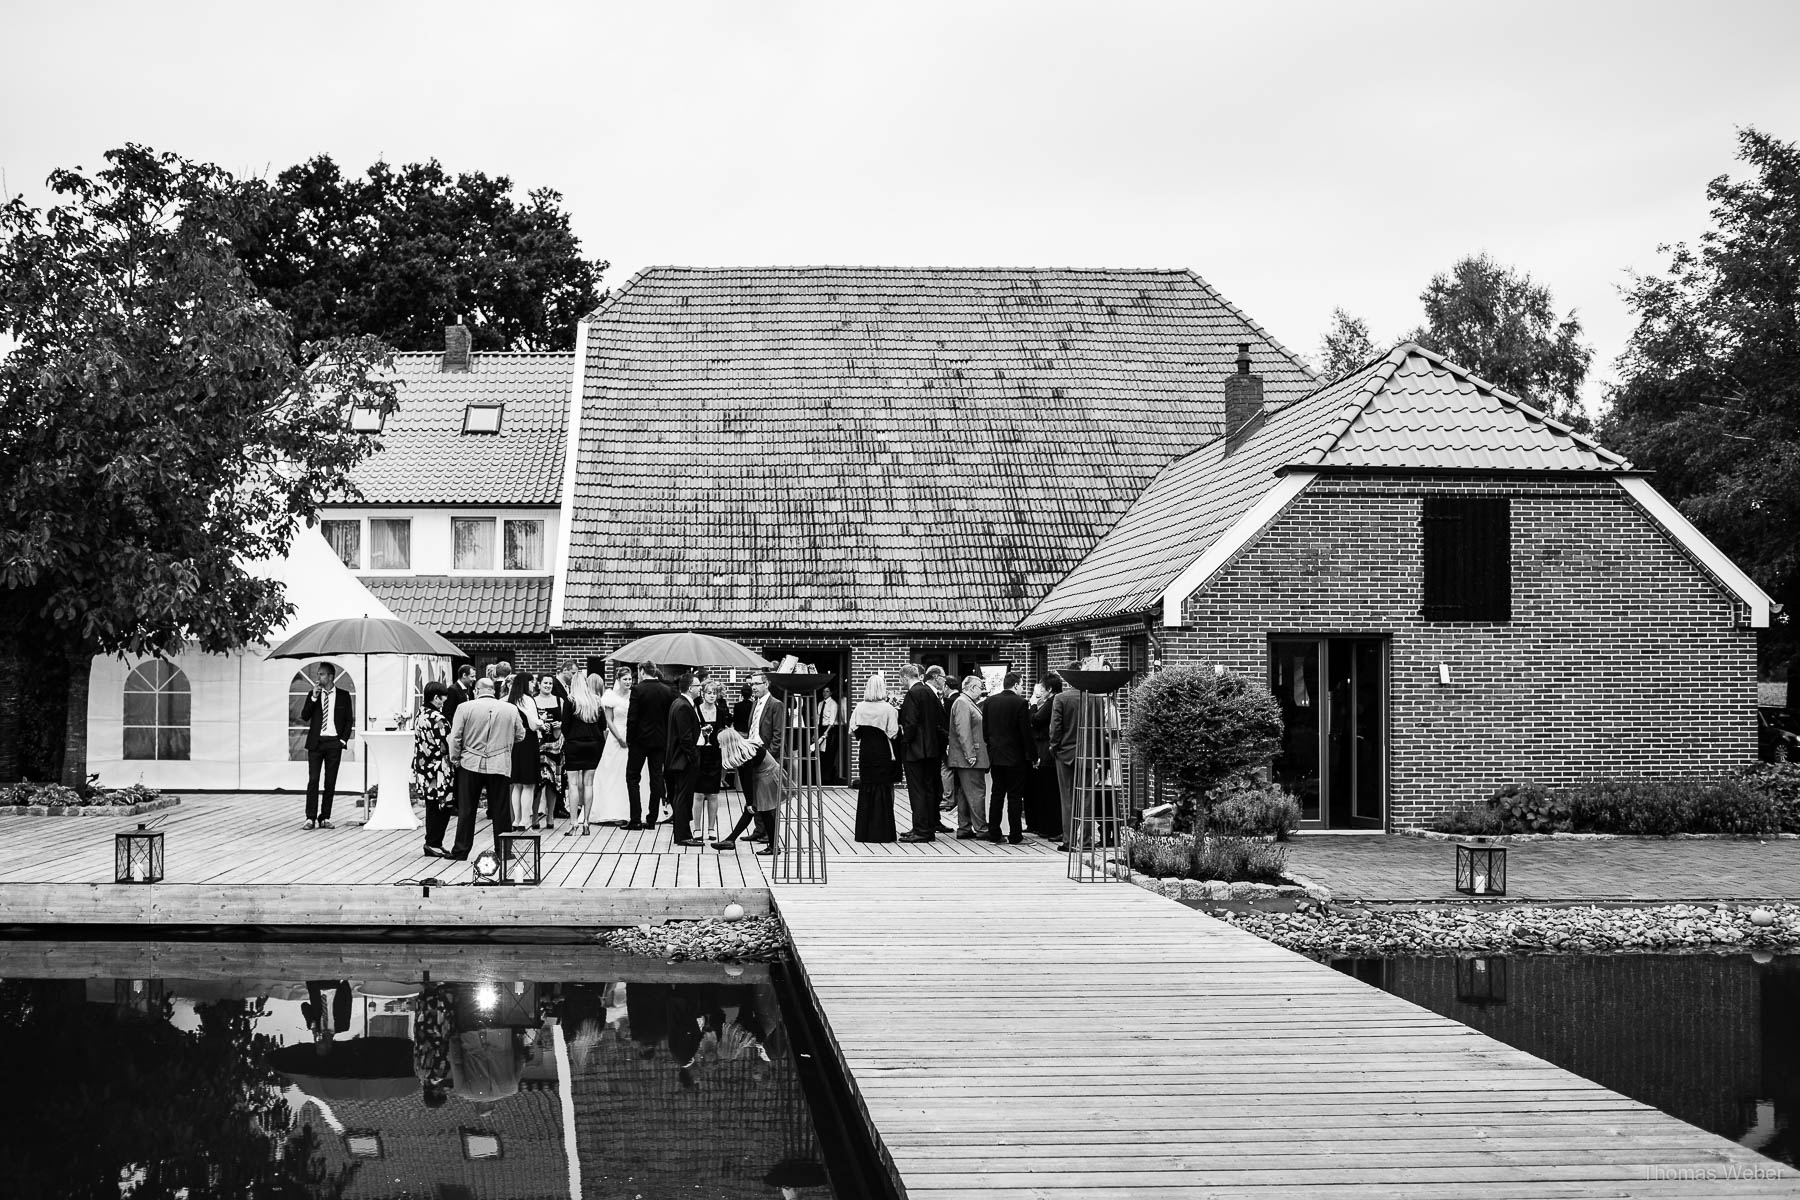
[
  {"x1": 610, "y1": 631, "x2": 770, "y2": 670},
  {"x1": 265, "y1": 615, "x2": 466, "y2": 794}
]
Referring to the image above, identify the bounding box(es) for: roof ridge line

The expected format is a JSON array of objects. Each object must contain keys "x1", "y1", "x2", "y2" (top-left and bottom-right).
[
  {"x1": 1179, "y1": 269, "x2": 1318, "y2": 381},
  {"x1": 581, "y1": 267, "x2": 658, "y2": 324},
  {"x1": 1295, "y1": 347, "x2": 1410, "y2": 465},
  {"x1": 628, "y1": 264, "x2": 1205, "y2": 275},
  {"x1": 1398, "y1": 342, "x2": 1633, "y2": 468}
]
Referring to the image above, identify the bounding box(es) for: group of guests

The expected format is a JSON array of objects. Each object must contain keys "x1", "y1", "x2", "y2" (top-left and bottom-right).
[
  {"x1": 848, "y1": 663, "x2": 1092, "y2": 849},
  {"x1": 406, "y1": 660, "x2": 789, "y2": 861}
]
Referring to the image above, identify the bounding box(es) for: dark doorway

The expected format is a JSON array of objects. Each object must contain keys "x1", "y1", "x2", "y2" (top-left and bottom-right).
[{"x1": 1269, "y1": 636, "x2": 1385, "y2": 829}]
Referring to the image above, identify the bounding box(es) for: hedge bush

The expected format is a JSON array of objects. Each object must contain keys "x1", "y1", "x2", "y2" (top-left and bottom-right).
[
  {"x1": 1123, "y1": 665, "x2": 1282, "y2": 830},
  {"x1": 1120, "y1": 829, "x2": 1291, "y2": 883},
  {"x1": 1426, "y1": 774, "x2": 1786, "y2": 837},
  {"x1": 0, "y1": 781, "x2": 162, "y2": 808}
]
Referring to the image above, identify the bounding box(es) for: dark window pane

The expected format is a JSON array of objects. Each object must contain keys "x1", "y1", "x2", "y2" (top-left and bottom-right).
[
  {"x1": 123, "y1": 693, "x2": 156, "y2": 727},
  {"x1": 159, "y1": 690, "x2": 191, "y2": 726},
  {"x1": 1421, "y1": 496, "x2": 1510, "y2": 620},
  {"x1": 159, "y1": 728, "x2": 190, "y2": 761},
  {"x1": 124, "y1": 728, "x2": 156, "y2": 760}
]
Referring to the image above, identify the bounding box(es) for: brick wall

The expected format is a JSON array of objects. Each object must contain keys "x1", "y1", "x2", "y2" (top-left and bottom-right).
[{"x1": 1157, "y1": 475, "x2": 1760, "y2": 827}]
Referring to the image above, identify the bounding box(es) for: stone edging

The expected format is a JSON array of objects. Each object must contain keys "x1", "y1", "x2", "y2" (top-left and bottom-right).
[
  {"x1": 0, "y1": 796, "x2": 181, "y2": 819},
  {"x1": 1398, "y1": 826, "x2": 1799, "y2": 843}
]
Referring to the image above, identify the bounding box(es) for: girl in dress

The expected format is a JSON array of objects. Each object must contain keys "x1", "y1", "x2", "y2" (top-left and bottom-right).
[
  {"x1": 507, "y1": 673, "x2": 541, "y2": 833},
  {"x1": 593, "y1": 667, "x2": 637, "y2": 826},
  {"x1": 532, "y1": 673, "x2": 566, "y2": 830},
  {"x1": 561, "y1": 672, "x2": 607, "y2": 835},
  {"x1": 693, "y1": 679, "x2": 730, "y2": 844}
]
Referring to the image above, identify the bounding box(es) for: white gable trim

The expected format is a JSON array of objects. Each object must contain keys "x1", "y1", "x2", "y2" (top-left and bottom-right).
[
  {"x1": 549, "y1": 318, "x2": 590, "y2": 629},
  {"x1": 1618, "y1": 477, "x2": 1772, "y2": 627},
  {"x1": 1161, "y1": 470, "x2": 1316, "y2": 627}
]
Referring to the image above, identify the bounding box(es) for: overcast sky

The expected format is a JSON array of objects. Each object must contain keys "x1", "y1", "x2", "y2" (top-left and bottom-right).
[{"x1": 5, "y1": 1, "x2": 1796, "y2": 410}]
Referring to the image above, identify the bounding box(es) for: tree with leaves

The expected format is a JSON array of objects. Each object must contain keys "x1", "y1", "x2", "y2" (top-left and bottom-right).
[
  {"x1": 1316, "y1": 307, "x2": 1378, "y2": 380},
  {"x1": 1404, "y1": 252, "x2": 1594, "y2": 429},
  {"x1": 1600, "y1": 127, "x2": 1800, "y2": 675},
  {"x1": 0, "y1": 145, "x2": 398, "y2": 784},
  {"x1": 233, "y1": 155, "x2": 606, "y2": 352}
]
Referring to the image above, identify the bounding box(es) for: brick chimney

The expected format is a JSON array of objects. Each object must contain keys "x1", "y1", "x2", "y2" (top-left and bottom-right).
[
  {"x1": 443, "y1": 321, "x2": 471, "y2": 372},
  {"x1": 1223, "y1": 342, "x2": 1263, "y2": 444}
]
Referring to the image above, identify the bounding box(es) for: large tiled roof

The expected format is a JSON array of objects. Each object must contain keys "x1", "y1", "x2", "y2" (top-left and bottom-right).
[
  {"x1": 344, "y1": 352, "x2": 573, "y2": 505},
  {"x1": 560, "y1": 266, "x2": 1316, "y2": 632},
  {"x1": 359, "y1": 575, "x2": 554, "y2": 635},
  {"x1": 1019, "y1": 344, "x2": 1633, "y2": 630}
]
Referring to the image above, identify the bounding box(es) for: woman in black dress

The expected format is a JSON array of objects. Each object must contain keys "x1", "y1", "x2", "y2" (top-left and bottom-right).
[
  {"x1": 847, "y1": 672, "x2": 898, "y2": 843},
  {"x1": 507, "y1": 673, "x2": 542, "y2": 833}
]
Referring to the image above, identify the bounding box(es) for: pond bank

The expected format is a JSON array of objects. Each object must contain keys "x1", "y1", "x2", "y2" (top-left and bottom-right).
[{"x1": 1208, "y1": 900, "x2": 1800, "y2": 956}]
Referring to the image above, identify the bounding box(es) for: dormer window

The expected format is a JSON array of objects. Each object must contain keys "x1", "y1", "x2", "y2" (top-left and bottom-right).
[
  {"x1": 349, "y1": 405, "x2": 384, "y2": 433},
  {"x1": 463, "y1": 404, "x2": 503, "y2": 434}
]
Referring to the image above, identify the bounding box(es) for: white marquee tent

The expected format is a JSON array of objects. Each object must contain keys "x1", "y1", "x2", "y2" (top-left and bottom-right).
[{"x1": 86, "y1": 528, "x2": 450, "y2": 793}]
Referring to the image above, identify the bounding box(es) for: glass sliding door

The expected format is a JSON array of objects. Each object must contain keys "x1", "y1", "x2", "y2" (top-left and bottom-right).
[{"x1": 1270, "y1": 636, "x2": 1386, "y2": 829}]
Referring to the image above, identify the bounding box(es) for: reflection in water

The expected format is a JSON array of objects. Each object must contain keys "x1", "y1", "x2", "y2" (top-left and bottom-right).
[
  {"x1": 0, "y1": 954, "x2": 833, "y2": 1199},
  {"x1": 1334, "y1": 952, "x2": 1800, "y2": 1168}
]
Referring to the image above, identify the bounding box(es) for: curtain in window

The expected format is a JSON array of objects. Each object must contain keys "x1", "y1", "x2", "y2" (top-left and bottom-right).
[
  {"x1": 454, "y1": 518, "x2": 495, "y2": 570},
  {"x1": 370, "y1": 519, "x2": 411, "y2": 570},
  {"x1": 321, "y1": 521, "x2": 361, "y2": 569},
  {"x1": 504, "y1": 520, "x2": 544, "y2": 571}
]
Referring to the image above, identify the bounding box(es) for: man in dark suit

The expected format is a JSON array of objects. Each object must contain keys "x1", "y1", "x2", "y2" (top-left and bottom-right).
[
  {"x1": 1045, "y1": 669, "x2": 1082, "y2": 851},
  {"x1": 625, "y1": 661, "x2": 676, "y2": 830},
  {"x1": 714, "y1": 669, "x2": 784, "y2": 850},
  {"x1": 665, "y1": 672, "x2": 705, "y2": 846},
  {"x1": 896, "y1": 662, "x2": 947, "y2": 842},
  {"x1": 984, "y1": 669, "x2": 1034, "y2": 844},
  {"x1": 299, "y1": 663, "x2": 355, "y2": 829},
  {"x1": 444, "y1": 664, "x2": 477, "y2": 725}
]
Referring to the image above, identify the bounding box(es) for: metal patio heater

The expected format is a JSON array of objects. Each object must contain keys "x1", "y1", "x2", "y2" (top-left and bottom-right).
[
  {"x1": 769, "y1": 673, "x2": 832, "y2": 884},
  {"x1": 1062, "y1": 669, "x2": 1134, "y2": 882}
]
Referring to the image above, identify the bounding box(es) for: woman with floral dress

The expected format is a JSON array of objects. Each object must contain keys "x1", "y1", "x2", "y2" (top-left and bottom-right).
[
  {"x1": 533, "y1": 673, "x2": 566, "y2": 829},
  {"x1": 411, "y1": 681, "x2": 454, "y2": 855}
]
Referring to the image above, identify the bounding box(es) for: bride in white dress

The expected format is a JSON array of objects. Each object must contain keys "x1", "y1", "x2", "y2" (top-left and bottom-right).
[{"x1": 592, "y1": 669, "x2": 641, "y2": 825}]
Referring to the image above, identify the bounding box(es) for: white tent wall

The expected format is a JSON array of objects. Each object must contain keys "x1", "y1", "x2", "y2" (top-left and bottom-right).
[{"x1": 84, "y1": 530, "x2": 449, "y2": 793}]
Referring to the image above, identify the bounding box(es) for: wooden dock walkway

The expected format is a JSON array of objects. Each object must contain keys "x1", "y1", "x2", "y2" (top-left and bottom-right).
[
  {"x1": 0, "y1": 786, "x2": 1055, "y2": 926},
  {"x1": 772, "y1": 856, "x2": 1793, "y2": 1199}
]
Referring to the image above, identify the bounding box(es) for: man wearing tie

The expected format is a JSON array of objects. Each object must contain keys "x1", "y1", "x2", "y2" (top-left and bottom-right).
[
  {"x1": 665, "y1": 671, "x2": 705, "y2": 847},
  {"x1": 300, "y1": 662, "x2": 355, "y2": 829}
]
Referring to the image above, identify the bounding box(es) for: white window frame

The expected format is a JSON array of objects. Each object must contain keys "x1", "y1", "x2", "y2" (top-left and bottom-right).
[
  {"x1": 367, "y1": 517, "x2": 413, "y2": 571},
  {"x1": 502, "y1": 518, "x2": 545, "y2": 572},
  {"x1": 453, "y1": 516, "x2": 498, "y2": 572}
]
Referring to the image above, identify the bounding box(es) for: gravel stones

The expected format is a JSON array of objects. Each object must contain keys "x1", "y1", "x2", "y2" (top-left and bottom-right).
[
  {"x1": 598, "y1": 915, "x2": 787, "y2": 962},
  {"x1": 1212, "y1": 902, "x2": 1800, "y2": 956}
]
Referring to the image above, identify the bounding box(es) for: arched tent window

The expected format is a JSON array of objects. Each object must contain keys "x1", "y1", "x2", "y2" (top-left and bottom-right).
[
  {"x1": 123, "y1": 660, "x2": 191, "y2": 760},
  {"x1": 288, "y1": 665, "x2": 356, "y2": 762}
]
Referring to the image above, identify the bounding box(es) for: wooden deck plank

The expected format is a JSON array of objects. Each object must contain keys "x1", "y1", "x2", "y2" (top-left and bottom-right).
[{"x1": 772, "y1": 856, "x2": 1788, "y2": 1200}]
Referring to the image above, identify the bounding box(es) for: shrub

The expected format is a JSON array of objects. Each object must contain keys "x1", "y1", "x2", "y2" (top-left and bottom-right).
[
  {"x1": 1559, "y1": 776, "x2": 1781, "y2": 836},
  {"x1": 1426, "y1": 803, "x2": 1504, "y2": 836},
  {"x1": 1208, "y1": 778, "x2": 1302, "y2": 841},
  {"x1": 1490, "y1": 782, "x2": 1571, "y2": 833},
  {"x1": 1124, "y1": 665, "x2": 1282, "y2": 831},
  {"x1": 1190, "y1": 835, "x2": 1289, "y2": 883},
  {"x1": 1735, "y1": 762, "x2": 1800, "y2": 834},
  {"x1": 1121, "y1": 830, "x2": 1197, "y2": 878}
]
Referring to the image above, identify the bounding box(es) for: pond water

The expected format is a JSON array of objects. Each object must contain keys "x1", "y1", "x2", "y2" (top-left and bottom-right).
[
  {"x1": 0, "y1": 940, "x2": 863, "y2": 1199},
  {"x1": 1334, "y1": 952, "x2": 1800, "y2": 1168}
]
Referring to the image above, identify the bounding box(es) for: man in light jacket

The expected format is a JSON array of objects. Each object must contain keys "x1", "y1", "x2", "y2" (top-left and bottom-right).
[
  {"x1": 441, "y1": 679, "x2": 524, "y2": 860},
  {"x1": 946, "y1": 674, "x2": 991, "y2": 840}
]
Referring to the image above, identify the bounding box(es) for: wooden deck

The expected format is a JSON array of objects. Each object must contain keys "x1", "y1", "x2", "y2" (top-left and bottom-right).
[
  {"x1": 0, "y1": 786, "x2": 1055, "y2": 926},
  {"x1": 772, "y1": 856, "x2": 1793, "y2": 1199}
]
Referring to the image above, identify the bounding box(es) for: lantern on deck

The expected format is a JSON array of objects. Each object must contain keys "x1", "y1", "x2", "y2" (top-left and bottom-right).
[
  {"x1": 498, "y1": 832, "x2": 541, "y2": 885},
  {"x1": 1454, "y1": 840, "x2": 1506, "y2": 896},
  {"x1": 114, "y1": 823, "x2": 164, "y2": 883}
]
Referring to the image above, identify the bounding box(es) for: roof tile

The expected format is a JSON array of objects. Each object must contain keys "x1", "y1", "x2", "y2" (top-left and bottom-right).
[{"x1": 358, "y1": 575, "x2": 554, "y2": 636}]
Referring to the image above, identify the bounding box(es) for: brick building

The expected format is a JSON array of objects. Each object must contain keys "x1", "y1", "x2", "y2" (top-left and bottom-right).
[{"x1": 1018, "y1": 344, "x2": 1772, "y2": 828}]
